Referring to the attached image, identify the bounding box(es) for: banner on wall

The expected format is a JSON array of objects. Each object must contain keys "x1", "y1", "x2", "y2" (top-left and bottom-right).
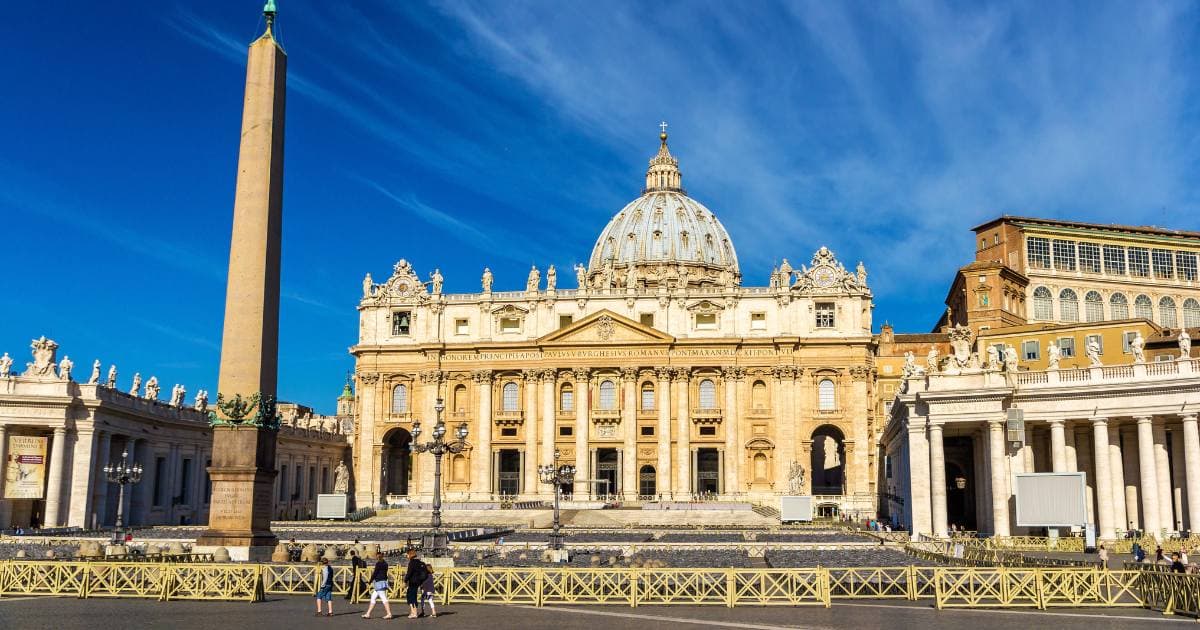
[{"x1": 4, "y1": 435, "x2": 48, "y2": 499}]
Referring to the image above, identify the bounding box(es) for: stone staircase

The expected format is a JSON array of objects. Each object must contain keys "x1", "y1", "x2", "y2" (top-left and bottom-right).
[{"x1": 752, "y1": 505, "x2": 780, "y2": 519}]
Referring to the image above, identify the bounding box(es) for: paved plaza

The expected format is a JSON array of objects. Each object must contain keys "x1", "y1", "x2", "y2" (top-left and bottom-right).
[{"x1": 0, "y1": 595, "x2": 1187, "y2": 629}]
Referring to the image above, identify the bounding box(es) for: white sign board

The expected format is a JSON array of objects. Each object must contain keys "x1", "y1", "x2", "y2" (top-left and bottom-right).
[
  {"x1": 1014, "y1": 472, "x2": 1087, "y2": 527},
  {"x1": 780, "y1": 495, "x2": 813, "y2": 522},
  {"x1": 316, "y1": 494, "x2": 348, "y2": 520}
]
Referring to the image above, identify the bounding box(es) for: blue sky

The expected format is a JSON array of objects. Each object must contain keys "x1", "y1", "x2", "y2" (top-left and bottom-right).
[{"x1": 3, "y1": 1, "x2": 1198, "y2": 413}]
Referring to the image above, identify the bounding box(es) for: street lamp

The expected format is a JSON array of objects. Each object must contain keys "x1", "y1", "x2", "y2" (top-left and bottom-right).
[
  {"x1": 102, "y1": 448, "x2": 143, "y2": 544},
  {"x1": 538, "y1": 448, "x2": 576, "y2": 550},
  {"x1": 410, "y1": 397, "x2": 469, "y2": 557}
]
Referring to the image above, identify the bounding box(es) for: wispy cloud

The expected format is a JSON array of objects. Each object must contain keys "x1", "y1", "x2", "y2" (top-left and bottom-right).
[{"x1": 131, "y1": 317, "x2": 219, "y2": 351}]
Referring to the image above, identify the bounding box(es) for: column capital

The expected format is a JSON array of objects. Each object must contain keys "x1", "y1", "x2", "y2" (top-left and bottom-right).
[
  {"x1": 471, "y1": 369, "x2": 493, "y2": 384},
  {"x1": 987, "y1": 420, "x2": 1004, "y2": 431},
  {"x1": 521, "y1": 368, "x2": 540, "y2": 382},
  {"x1": 1135, "y1": 415, "x2": 1154, "y2": 425},
  {"x1": 1179, "y1": 413, "x2": 1198, "y2": 423},
  {"x1": 571, "y1": 367, "x2": 590, "y2": 381},
  {"x1": 620, "y1": 366, "x2": 639, "y2": 382},
  {"x1": 927, "y1": 421, "x2": 944, "y2": 434},
  {"x1": 52, "y1": 425, "x2": 67, "y2": 436},
  {"x1": 1048, "y1": 419, "x2": 1065, "y2": 427},
  {"x1": 1091, "y1": 416, "x2": 1109, "y2": 425}
]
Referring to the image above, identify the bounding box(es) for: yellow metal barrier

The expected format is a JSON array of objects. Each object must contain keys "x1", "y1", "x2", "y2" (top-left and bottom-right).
[
  {"x1": 86, "y1": 563, "x2": 170, "y2": 599},
  {"x1": 261, "y1": 564, "x2": 358, "y2": 597},
  {"x1": 162, "y1": 564, "x2": 261, "y2": 602},
  {"x1": 731, "y1": 569, "x2": 828, "y2": 607}
]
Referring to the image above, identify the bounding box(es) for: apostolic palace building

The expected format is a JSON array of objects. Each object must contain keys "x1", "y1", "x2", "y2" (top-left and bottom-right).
[{"x1": 349, "y1": 132, "x2": 877, "y2": 513}]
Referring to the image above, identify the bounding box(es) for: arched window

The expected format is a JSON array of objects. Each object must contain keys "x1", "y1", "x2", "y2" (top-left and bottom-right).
[
  {"x1": 1159, "y1": 297, "x2": 1178, "y2": 328},
  {"x1": 502, "y1": 382, "x2": 519, "y2": 412},
  {"x1": 1059, "y1": 288, "x2": 1079, "y2": 322},
  {"x1": 751, "y1": 380, "x2": 767, "y2": 409},
  {"x1": 391, "y1": 384, "x2": 408, "y2": 413},
  {"x1": 1184, "y1": 298, "x2": 1200, "y2": 328},
  {"x1": 640, "y1": 383, "x2": 655, "y2": 410},
  {"x1": 1084, "y1": 291, "x2": 1104, "y2": 322},
  {"x1": 818, "y1": 379, "x2": 836, "y2": 411},
  {"x1": 1033, "y1": 286, "x2": 1053, "y2": 320},
  {"x1": 1110, "y1": 293, "x2": 1129, "y2": 319},
  {"x1": 559, "y1": 384, "x2": 574, "y2": 412},
  {"x1": 598, "y1": 380, "x2": 617, "y2": 410},
  {"x1": 1135, "y1": 294, "x2": 1153, "y2": 321},
  {"x1": 698, "y1": 379, "x2": 716, "y2": 408}
]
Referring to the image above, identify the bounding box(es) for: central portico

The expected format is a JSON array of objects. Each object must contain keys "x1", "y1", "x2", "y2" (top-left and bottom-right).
[{"x1": 350, "y1": 133, "x2": 878, "y2": 512}]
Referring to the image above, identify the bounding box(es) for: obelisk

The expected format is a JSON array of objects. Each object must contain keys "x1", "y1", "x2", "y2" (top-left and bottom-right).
[{"x1": 195, "y1": 0, "x2": 286, "y2": 562}]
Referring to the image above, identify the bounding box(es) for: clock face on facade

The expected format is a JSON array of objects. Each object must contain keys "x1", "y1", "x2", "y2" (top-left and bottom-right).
[{"x1": 812, "y1": 266, "x2": 836, "y2": 288}]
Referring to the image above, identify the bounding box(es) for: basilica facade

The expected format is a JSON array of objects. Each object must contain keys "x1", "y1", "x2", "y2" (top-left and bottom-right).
[{"x1": 349, "y1": 133, "x2": 877, "y2": 513}]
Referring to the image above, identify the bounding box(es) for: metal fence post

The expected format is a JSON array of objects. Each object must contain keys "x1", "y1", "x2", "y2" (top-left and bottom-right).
[
  {"x1": 726, "y1": 570, "x2": 735, "y2": 608},
  {"x1": 630, "y1": 568, "x2": 638, "y2": 608}
]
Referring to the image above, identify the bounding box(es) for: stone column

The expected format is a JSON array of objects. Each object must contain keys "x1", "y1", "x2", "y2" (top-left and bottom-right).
[
  {"x1": 1121, "y1": 425, "x2": 1141, "y2": 531},
  {"x1": 988, "y1": 420, "x2": 1011, "y2": 537},
  {"x1": 1180, "y1": 414, "x2": 1200, "y2": 532},
  {"x1": 722, "y1": 367, "x2": 740, "y2": 498},
  {"x1": 540, "y1": 370, "x2": 556, "y2": 497},
  {"x1": 44, "y1": 427, "x2": 68, "y2": 527},
  {"x1": 655, "y1": 368, "x2": 672, "y2": 499},
  {"x1": 522, "y1": 369, "x2": 540, "y2": 499},
  {"x1": 1091, "y1": 418, "x2": 1116, "y2": 540},
  {"x1": 1153, "y1": 422, "x2": 1174, "y2": 532},
  {"x1": 0, "y1": 424, "x2": 8, "y2": 528},
  {"x1": 1050, "y1": 420, "x2": 1067, "y2": 472},
  {"x1": 1170, "y1": 426, "x2": 1187, "y2": 532},
  {"x1": 92, "y1": 432, "x2": 112, "y2": 528},
  {"x1": 68, "y1": 428, "x2": 98, "y2": 528},
  {"x1": 354, "y1": 373, "x2": 380, "y2": 508},
  {"x1": 1064, "y1": 425, "x2": 1078, "y2": 471},
  {"x1": 928, "y1": 421, "x2": 948, "y2": 538},
  {"x1": 674, "y1": 368, "x2": 691, "y2": 497},
  {"x1": 1108, "y1": 424, "x2": 1128, "y2": 534},
  {"x1": 906, "y1": 420, "x2": 932, "y2": 536},
  {"x1": 620, "y1": 367, "x2": 638, "y2": 500},
  {"x1": 473, "y1": 370, "x2": 493, "y2": 497},
  {"x1": 1075, "y1": 427, "x2": 1095, "y2": 525},
  {"x1": 1135, "y1": 416, "x2": 1161, "y2": 536},
  {"x1": 573, "y1": 368, "x2": 590, "y2": 497},
  {"x1": 773, "y1": 366, "x2": 796, "y2": 494}
]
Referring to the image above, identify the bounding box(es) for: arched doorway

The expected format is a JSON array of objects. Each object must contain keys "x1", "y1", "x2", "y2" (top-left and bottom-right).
[
  {"x1": 639, "y1": 465, "x2": 656, "y2": 498},
  {"x1": 810, "y1": 425, "x2": 845, "y2": 495},
  {"x1": 382, "y1": 428, "x2": 412, "y2": 498}
]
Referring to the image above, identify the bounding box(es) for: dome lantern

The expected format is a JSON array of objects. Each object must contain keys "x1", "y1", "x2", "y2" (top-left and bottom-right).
[{"x1": 644, "y1": 122, "x2": 683, "y2": 193}]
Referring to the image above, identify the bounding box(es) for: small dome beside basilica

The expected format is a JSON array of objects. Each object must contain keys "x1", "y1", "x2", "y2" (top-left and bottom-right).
[{"x1": 587, "y1": 130, "x2": 740, "y2": 289}]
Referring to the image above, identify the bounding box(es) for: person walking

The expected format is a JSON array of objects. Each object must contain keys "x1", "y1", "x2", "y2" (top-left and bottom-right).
[
  {"x1": 314, "y1": 558, "x2": 334, "y2": 617},
  {"x1": 362, "y1": 552, "x2": 394, "y2": 619},
  {"x1": 403, "y1": 550, "x2": 430, "y2": 619},
  {"x1": 1097, "y1": 544, "x2": 1108, "y2": 568},
  {"x1": 346, "y1": 550, "x2": 366, "y2": 601},
  {"x1": 419, "y1": 558, "x2": 438, "y2": 618},
  {"x1": 1171, "y1": 552, "x2": 1187, "y2": 573}
]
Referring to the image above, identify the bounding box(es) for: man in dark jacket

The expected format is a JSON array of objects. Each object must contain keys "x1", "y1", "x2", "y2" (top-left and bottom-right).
[{"x1": 403, "y1": 550, "x2": 429, "y2": 619}]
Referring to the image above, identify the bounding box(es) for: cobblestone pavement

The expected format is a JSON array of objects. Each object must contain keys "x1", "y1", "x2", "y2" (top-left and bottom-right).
[{"x1": 0, "y1": 596, "x2": 1187, "y2": 629}]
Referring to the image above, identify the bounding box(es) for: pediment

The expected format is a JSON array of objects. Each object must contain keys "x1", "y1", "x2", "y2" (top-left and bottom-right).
[{"x1": 538, "y1": 309, "x2": 674, "y2": 345}]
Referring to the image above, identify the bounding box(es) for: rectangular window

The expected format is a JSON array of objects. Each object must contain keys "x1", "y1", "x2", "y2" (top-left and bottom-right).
[
  {"x1": 815, "y1": 303, "x2": 835, "y2": 328},
  {"x1": 153, "y1": 457, "x2": 167, "y2": 507},
  {"x1": 1026, "y1": 236, "x2": 1052, "y2": 269},
  {"x1": 640, "y1": 426, "x2": 655, "y2": 436},
  {"x1": 1052, "y1": 240, "x2": 1077, "y2": 271},
  {"x1": 750, "y1": 312, "x2": 766, "y2": 330},
  {"x1": 1178, "y1": 251, "x2": 1198, "y2": 281},
  {"x1": 454, "y1": 319, "x2": 469, "y2": 335},
  {"x1": 695, "y1": 313, "x2": 717, "y2": 330},
  {"x1": 278, "y1": 465, "x2": 288, "y2": 501},
  {"x1": 391, "y1": 311, "x2": 411, "y2": 336},
  {"x1": 499, "y1": 317, "x2": 521, "y2": 332},
  {"x1": 1122, "y1": 332, "x2": 1136, "y2": 353},
  {"x1": 639, "y1": 313, "x2": 655, "y2": 327},
  {"x1": 698, "y1": 426, "x2": 717, "y2": 436},
  {"x1": 1058, "y1": 337, "x2": 1076, "y2": 358},
  {"x1": 641, "y1": 387, "x2": 655, "y2": 410},
  {"x1": 1103, "y1": 245, "x2": 1126, "y2": 274},
  {"x1": 1152, "y1": 249, "x2": 1175, "y2": 279},
  {"x1": 1078, "y1": 242, "x2": 1101, "y2": 273},
  {"x1": 1128, "y1": 247, "x2": 1150, "y2": 277},
  {"x1": 180, "y1": 459, "x2": 192, "y2": 504},
  {"x1": 500, "y1": 427, "x2": 517, "y2": 437},
  {"x1": 1156, "y1": 354, "x2": 1175, "y2": 362},
  {"x1": 558, "y1": 426, "x2": 573, "y2": 437},
  {"x1": 558, "y1": 314, "x2": 574, "y2": 329},
  {"x1": 560, "y1": 390, "x2": 573, "y2": 412},
  {"x1": 1021, "y1": 340, "x2": 1039, "y2": 361}
]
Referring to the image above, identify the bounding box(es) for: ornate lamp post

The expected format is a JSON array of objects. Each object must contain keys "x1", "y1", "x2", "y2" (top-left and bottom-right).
[
  {"x1": 411, "y1": 397, "x2": 469, "y2": 557},
  {"x1": 538, "y1": 448, "x2": 576, "y2": 550},
  {"x1": 102, "y1": 448, "x2": 143, "y2": 544}
]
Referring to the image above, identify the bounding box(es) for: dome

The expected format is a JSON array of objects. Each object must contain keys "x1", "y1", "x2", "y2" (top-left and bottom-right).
[{"x1": 587, "y1": 131, "x2": 740, "y2": 290}]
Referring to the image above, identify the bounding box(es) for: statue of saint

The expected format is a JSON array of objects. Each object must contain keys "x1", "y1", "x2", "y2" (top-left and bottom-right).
[
  {"x1": 334, "y1": 461, "x2": 350, "y2": 494},
  {"x1": 1181, "y1": 330, "x2": 1192, "y2": 360},
  {"x1": 856, "y1": 261, "x2": 867, "y2": 286},
  {"x1": 88, "y1": 360, "x2": 101, "y2": 385},
  {"x1": 0, "y1": 352, "x2": 12, "y2": 377},
  {"x1": 986, "y1": 345, "x2": 1000, "y2": 371},
  {"x1": 362, "y1": 272, "x2": 373, "y2": 298},
  {"x1": 626, "y1": 264, "x2": 637, "y2": 290},
  {"x1": 823, "y1": 437, "x2": 840, "y2": 468},
  {"x1": 130, "y1": 373, "x2": 142, "y2": 396},
  {"x1": 546, "y1": 265, "x2": 556, "y2": 291},
  {"x1": 430, "y1": 268, "x2": 443, "y2": 294},
  {"x1": 58, "y1": 356, "x2": 74, "y2": 381},
  {"x1": 1131, "y1": 332, "x2": 1146, "y2": 364},
  {"x1": 779, "y1": 258, "x2": 793, "y2": 279},
  {"x1": 787, "y1": 461, "x2": 806, "y2": 495},
  {"x1": 1047, "y1": 342, "x2": 1061, "y2": 370},
  {"x1": 145, "y1": 376, "x2": 160, "y2": 400},
  {"x1": 106, "y1": 365, "x2": 118, "y2": 388},
  {"x1": 194, "y1": 390, "x2": 209, "y2": 413},
  {"x1": 526, "y1": 265, "x2": 540, "y2": 292},
  {"x1": 1086, "y1": 338, "x2": 1102, "y2": 366},
  {"x1": 574, "y1": 263, "x2": 587, "y2": 289},
  {"x1": 925, "y1": 348, "x2": 939, "y2": 374},
  {"x1": 481, "y1": 267, "x2": 494, "y2": 292},
  {"x1": 1003, "y1": 344, "x2": 1019, "y2": 371},
  {"x1": 902, "y1": 351, "x2": 917, "y2": 377},
  {"x1": 603, "y1": 257, "x2": 615, "y2": 288}
]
